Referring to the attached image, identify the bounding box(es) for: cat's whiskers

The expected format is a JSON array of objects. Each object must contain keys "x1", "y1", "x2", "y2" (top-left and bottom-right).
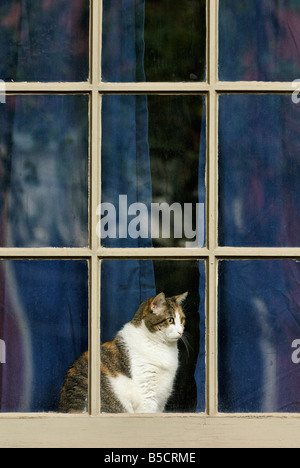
[{"x1": 179, "y1": 332, "x2": 193, "y2": 358}]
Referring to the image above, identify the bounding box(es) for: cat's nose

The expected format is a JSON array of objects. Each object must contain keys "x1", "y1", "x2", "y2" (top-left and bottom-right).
[{"x1": 178, "y1": 330, "x2": 183, "y2": 336}]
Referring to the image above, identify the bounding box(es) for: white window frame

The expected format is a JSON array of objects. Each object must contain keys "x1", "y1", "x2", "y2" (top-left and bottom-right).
[{"x1": 1, "y1": 0, "x2": 300, "y2": 448}]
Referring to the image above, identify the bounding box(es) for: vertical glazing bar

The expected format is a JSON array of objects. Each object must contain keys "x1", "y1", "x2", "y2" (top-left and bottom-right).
[
  {"x1": 207, "y1": 0, "x2": 219, "y2": 416},
  {"x1": 89, "y1": 0, "x2": 101, "y2": 416}
]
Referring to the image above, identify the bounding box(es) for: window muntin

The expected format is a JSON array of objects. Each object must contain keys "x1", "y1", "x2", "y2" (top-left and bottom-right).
[{"x1": 1, "y1": 0, "x2": 300, "y2": 438}]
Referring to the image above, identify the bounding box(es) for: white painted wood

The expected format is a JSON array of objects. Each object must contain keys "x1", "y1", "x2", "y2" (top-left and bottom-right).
[
  {"x1": 0, "y1": 415, "x2": 300, "y2": 448},
  {"x1": 2, "y1": 0, "x2": 299, "y2": 448}
]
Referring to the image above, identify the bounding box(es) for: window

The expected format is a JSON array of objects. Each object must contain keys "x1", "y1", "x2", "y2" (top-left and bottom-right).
[{"x1": 1, "y1": 0, "x2": 300, "y2": 448}]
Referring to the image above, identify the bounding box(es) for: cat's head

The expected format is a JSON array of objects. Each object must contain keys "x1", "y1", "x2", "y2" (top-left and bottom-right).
[{"x1": 132, "y1": 292, "x2": 188, "y2": 343}]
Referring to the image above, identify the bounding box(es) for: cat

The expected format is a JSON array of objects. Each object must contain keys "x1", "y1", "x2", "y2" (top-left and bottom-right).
[{"x1": 59, "y1": 291, "x2": 188, "y2": 414}]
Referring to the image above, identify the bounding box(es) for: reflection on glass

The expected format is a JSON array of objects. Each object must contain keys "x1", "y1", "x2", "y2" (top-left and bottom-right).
[
  {"x1": 101, "y1": 94, "x2": 206, "y2": 248},
  {"x1": 0, "y1": 260, "x2": 88, "y2": 413},
  {"x1": 0, "y1": 95, "x2": 89, "y2": 248},
  {"x1": 102, "y1": 0, "x2": 206, "y2": 82},
  {"x1": 219, "y1": 260, "x2": 300, "y2": 413},
  {"x1": 219, "y1": 94, "x2": 300, "y2": 247},
  {"x1": 219, "y1": 0, "x2": 300, "y2": 82},
  {"x1": 0, "y1": 0, "x2": 89, "y2": 82},
  {"x1": 101, "y1": 260, "x2": 205, "y2": 413}
]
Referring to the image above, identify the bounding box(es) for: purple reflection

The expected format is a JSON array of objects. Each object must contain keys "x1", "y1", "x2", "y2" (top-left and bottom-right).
[
  {"x1": 219, "y1": 94, "x2": 300, "y2": 248},
  {"x1": 0, "y1": 0, "x2": 89, "y2": 82},
  {"x1": 0, "y1": 95, "x2": 89, "y2": 248},
  {"x1": 219, "y1": 260, "x2": 300, "y2": 413},
  {"x1": 220, "y1": 0, "x2": 300, "y2": 82}
]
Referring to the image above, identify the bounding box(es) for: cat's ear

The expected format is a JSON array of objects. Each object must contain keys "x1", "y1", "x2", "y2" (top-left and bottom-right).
[
  {"x1": 150, "y1": 292, "x2": 166, "y2": 315},
  {"x1": 175, "y1": 292, "x2": 188, "y2": 306}
]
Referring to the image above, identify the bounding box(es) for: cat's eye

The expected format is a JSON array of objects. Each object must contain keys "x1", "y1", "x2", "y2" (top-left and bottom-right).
[{"x1": 168, "y1": 318, "x2": 175, "y2": 324}]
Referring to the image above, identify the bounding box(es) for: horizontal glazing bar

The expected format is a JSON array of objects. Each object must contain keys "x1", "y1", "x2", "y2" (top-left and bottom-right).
[
  {"x1": 0, "y1": 247, "x2": 299, "y2": 259},
  {"x1": 98, "y1": 82, "x2": 210, "y2": 93},
  {"x1": 216, "y1": 81, "x2": 299, "y2": 92},
  {"x1": 2, "y1": 82, "x2": 299, "y2": 94},
  {"x1": 97, "y1": 248, "x2": 210, "y2": 258},
  {"x1": 4, "y1": 83, "x2": 93, "y2": 92},
  {"x1": 215, "y1": 248, "x2": 300, "y2": 258},
  {"x1": 0, "y1": 248, "x2": 93, "y2": 258}
]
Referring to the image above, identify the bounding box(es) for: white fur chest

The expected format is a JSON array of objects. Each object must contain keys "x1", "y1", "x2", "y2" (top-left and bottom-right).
[{"x1": 117, "y1": 322, "x2": 179, "y2": 413}]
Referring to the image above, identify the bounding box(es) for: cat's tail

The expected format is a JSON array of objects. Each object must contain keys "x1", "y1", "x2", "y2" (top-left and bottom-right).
[{"x1": 59, "y1": 351, "x2": 89, "y2": 414}]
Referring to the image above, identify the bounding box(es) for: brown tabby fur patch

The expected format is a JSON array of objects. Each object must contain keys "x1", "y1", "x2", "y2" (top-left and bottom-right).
[{"x1": 59, "y1": 351, "x2": 89, "y2": 413}]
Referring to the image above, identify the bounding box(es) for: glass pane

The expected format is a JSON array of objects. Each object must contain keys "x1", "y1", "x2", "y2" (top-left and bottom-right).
[
  {"x1": 0, "y1": 0, "x2": 89, "y2": 82},
  {"x1": 219, "y1": 0, "x2": 300, "y2": 82},
  {"x1": 219, "y1": 260, "x2": 300, "y2": 413},
  {"x1": 0, "y1": 260, "x2": 88, "y2": 413},
  {"x1": 100, "y1": 94, "x2": 206, "y2": 248},
  {"x1": 0, "y1": 95, "x2": 89, "y2": 248},
  {"x1": 100, "y1": 260, "x2": 206, "y2": 413},
  {"x1": 102, "y1": 0, "x2": 206, "y2": 82},
  {"x1": 219, "y1": 94, "x2": 300, "y2": 247}
]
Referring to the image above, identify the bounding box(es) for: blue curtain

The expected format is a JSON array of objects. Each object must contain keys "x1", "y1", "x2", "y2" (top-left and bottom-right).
[
  {"x1": 219, "y1": 1, "x2": 300, "y2": 413},
  {"x1": 0, "y1": 0, "x2": 207, "y2": 413},
  {"x1": 0, "y1": 261, "x2": 88, "y2": 413},
  {"x1": 0, "y1": 0, "x2": 89, "y2": 82},
  {"x1": 0, "y1": 1, "x2": 89, "y2": 412},
  {"x1": 0, "y1": 0, "x2": 156, "y2": 412},
  {"x1": 219, "y1": 0, "x2": 300, "y2": 82},
  {"x1": 102, "y1": 0, "x2": 146, "y2": 82},
  {"x1": 101, "y1": 1, "x2": 206, "y2": 413},
  {"x1": 101, "y1": 0, "x2": 157, "y2": 343}
]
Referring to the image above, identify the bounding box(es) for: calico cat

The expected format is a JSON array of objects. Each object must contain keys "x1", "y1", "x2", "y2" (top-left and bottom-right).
[{"x1": 59, "y1": 291, "x2": 187, "y2": 414}]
